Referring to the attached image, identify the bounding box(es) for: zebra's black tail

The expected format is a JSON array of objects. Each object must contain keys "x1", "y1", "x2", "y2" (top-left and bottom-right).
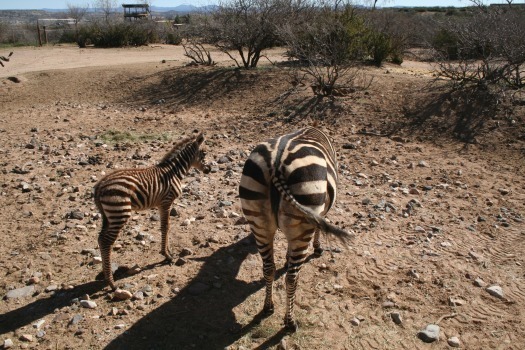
[{"x1": 270, "y1": 173, "x2": 354, "y2": 244}]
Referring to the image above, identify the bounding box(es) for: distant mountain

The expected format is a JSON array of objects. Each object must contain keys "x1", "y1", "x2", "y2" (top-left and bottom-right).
[
  {"x1": 151, "y1": 5, "x2": 218, "y2": 13},
  {"x1": 1, "y1": 4, "x2": 217, "y2": 13}
]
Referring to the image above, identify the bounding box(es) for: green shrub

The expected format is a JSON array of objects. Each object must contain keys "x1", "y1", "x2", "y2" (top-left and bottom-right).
[
  {"x1": 365, "y1": 30, "x2": 391, "y2": 66},
  {"x1": 391, "y1": 53, "x2": 403, "y2": 65},
  {"x1": 432, "y1": 29, "x2": 459, "y2": 60},
  {"x1": 77, "y1": 21, "x2": 159, "y2": 48},
  {"x1": 58, "y1": 30, "x2": 78, "y2": 44},
  {"x1": 166, "y1": 31, "x2": 182, "y2": 45}
]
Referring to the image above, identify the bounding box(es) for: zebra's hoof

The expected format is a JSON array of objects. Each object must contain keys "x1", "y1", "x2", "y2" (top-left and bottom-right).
[
  {"x1": 263, "y1": 305, "x2": 274, "y2": 316},
  {"x1": 314, "y1": 247, "x2": 324, "y2": 256},
  {"x1": 285, "y1": 320, "x2": 298, "y2": 333},
  {"x1": 162, "y1": 258, "x2": 174, "y2": 265},
  {"x1": 162, "y1": 252, "x2": 174, "y2": 261}
]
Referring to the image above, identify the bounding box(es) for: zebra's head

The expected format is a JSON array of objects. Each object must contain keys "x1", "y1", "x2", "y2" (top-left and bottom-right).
[{"x1": 192, "y1": 132, "x2": 211, "y2": 174}]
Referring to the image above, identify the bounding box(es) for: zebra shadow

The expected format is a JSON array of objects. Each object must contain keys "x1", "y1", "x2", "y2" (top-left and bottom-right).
[{"x1": 104, "y1": 235, "x2": 291, "y2": 350}]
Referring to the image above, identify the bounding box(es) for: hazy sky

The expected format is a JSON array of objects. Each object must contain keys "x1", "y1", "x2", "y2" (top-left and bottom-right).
[{"x1": 0, "y1": 0, "x2": 516, "y2": 10}]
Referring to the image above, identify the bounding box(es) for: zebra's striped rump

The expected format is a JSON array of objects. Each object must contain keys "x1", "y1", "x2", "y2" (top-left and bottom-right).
[
  {"x1": 94, "y1": 132, "x2": 210, "y2": 289},
  {"x1": 239, "y1": 127, "x2": 352, "y2": 331}
]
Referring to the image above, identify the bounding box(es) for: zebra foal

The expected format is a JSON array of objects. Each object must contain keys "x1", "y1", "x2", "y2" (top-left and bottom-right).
[
  {"x1": 239, "y1": 127, "x2": 353, "y2": 331},
  {"x1": 94, "y1": 132, "x2": 210, "y2": 289}
]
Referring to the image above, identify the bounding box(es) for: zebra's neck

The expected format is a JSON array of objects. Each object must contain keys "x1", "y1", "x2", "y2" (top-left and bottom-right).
[{"x1": 158, "y1": 146, "x2": 195, "y2": 179}]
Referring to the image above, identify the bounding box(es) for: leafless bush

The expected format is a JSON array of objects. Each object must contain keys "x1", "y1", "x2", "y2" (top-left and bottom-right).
[
  {"x1": 182, "y1": 39, "x2": 215, "y2": 66},
  {"x1": 0, "y1": 52, "x2": 13, "y2": 67},
  {"x1": 203, "y1": 0, "x2": 286, "y2": 69},
  {"x1": 433, "y1": 3, "x2": 525, "y2": 90},
  {"x1": 362, "y1": 9, "x2": 413, "y2": 65},
  {"x1": 278, "y1": 1, "x2": 371, "y2": 98}
]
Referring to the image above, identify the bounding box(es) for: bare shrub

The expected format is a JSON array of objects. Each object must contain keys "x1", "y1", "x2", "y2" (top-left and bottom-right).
[
  {"x1": 204, "y1": 0, "x2": 285, "y2": 69},
  {"x1": 362, "y1": 10, "x2": 413, "y2": 66},
  {"x1": 0, "y1": 52, "x2": 13, "y2": 67},
  {"x1": 433, "y1": 3, "x2": 525, "y2": 90},
  {"x1": 279, "y1": 1, "x2": 371, "y2": 98},
  {"x1": 182, "y1": 40, "x2": 215, "y2": 66}
]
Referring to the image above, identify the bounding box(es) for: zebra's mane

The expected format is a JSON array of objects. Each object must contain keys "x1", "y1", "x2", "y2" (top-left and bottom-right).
[{"x1": 158, "y1": 135, "x2": 196, "y2": 165}]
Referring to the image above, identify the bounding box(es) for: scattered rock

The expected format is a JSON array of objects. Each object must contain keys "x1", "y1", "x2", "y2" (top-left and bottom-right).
[
  {"x1": 350, "y1": 317, "x2": 360, "y2": 326},
  {"x1": 474, "y1": 277, "x2": 486, "y2": 287},
  {"x1": 36, "y1": 330, "x2": 46, "y2": 339},
  {"x1": 180, "y1": 248, "x2": 193, "y2": 257},
  {"x1": 409, "y1": 188, "x2": 420, "y2": 195},
  {"x1": 448, "y1": 336, "x2": 461, "y2": 347},
  {"x1": 469, "y1": 251, "x2": 483, "y2": 260},
  {"x1": 498, "y1": 188, "x2": 510, "y2": 195},
  {"x1": 68, "y1": 210, "x2": 84, "y2": 220},
  {"x1": 175, "y1": 257, "x2": 187, "y2": 266},
  {"x1": 217, "y1": 156, "x2": 231, "y2": 164},
  {"x1": 3, "y1": 339, "x2": 14, "y2": 349},
  {"x1": 19, "y1": 334, "x2": 33, "y2": 342},
  {"x1": 132, "y1": 291, "x2": 144, "y2": 300},
  {"x1": 113, "y1": 289, "x2": 133, "y2": 301},
  {"x1": 418, "y1": 324, "x2": 440, "y2": 343},
  {"x1": 32, "y1": 319, "x2": 45, "y2": 329},
  {"x1": 391, "y1": 312, "x2": 402, "y2": 325},
  {"x1": 69, "y1": 314, "x2": 83, "y2": 326},
  {"x1": 79, "y1": 300, "x2": 97, "y2": 309},
  {"x1": 6, "y1": 285, "x2": 35, "y2": 299},
  {"x1": 449, "y1": 297, "x2": 466, "y2": 306},
  {"x1": 486, "y1": 285, "x2": 504, "y2": 299},
  {"x1": 382, "y1": 301, "x2": 396, "y2": 308}
]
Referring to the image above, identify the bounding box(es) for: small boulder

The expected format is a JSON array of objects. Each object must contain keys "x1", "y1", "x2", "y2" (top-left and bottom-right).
[{"x1": 418, "y1": 324, "x2": 440, "y2": 343}]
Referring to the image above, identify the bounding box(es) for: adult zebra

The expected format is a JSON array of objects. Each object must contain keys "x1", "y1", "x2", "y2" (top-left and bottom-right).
[
  {"x1": 94, "y1": 132, "x2": 210, "y2": 290},
  {"x1": 239, "y1": 126, "x2": 353, "y2": 331}
]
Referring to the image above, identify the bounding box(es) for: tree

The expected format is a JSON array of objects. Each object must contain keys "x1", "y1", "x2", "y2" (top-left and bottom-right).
[
  {"x1": 279, "y1": 1, "x2": 370, "y2": 97},
  {"x1": 205, "y1": 0, "x2": 286, "y2": 69},
  {"x1": 67, "y1": 2, "x2": 90, "y2": 23},
  {"x1": 358, "y1": 0, "x2": 392, "y2": 10},
  {"x1": 67, "y1": 2, "x2": 89, "y2": 41},
  {"x1": 93, "y1": 0, "x2": 118, "y2": 22}
]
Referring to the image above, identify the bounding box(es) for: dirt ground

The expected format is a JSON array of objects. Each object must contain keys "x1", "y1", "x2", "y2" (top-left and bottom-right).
[{"x1": 0, "y1": 44, "x2": 524, "y2": 350}]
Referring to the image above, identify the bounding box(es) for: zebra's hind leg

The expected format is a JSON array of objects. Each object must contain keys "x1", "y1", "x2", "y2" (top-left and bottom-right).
[
  {"x1": 313, "y1": 229, "x2": 324, "y2": 256},
  {"x1": 98, "y1": 209, "x2": 130, "y2": 290},
  {"x1": 282, "y1": 226, "x2": 316, "y2": 332},
  {"x1": 159, "y1": 202, "x2": 174, "y2": 262},
  {"x1": 253, "y1": 229, "x2": 277, "y2": 316}
]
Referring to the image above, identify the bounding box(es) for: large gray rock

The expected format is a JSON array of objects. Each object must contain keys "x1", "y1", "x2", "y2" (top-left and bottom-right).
[
  {"x1": 6, "y1": 285, "x2": 35, "y2": 299},
  {"x1": 418, "y1": 324, "x2": 440, "y2": 343}
]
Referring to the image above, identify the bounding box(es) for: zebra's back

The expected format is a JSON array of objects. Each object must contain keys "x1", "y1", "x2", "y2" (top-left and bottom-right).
[
  {"x1": 239, "y1": 126, "x2": 338, "y2": 222},
  {"x1": 94, "y1": 167, "x2": 180, "y2": 211}
]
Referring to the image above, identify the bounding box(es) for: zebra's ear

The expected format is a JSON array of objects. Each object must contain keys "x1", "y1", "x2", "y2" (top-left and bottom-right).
[{"x1": 195, "y1": 133, "x2": 205, "y2": 145}]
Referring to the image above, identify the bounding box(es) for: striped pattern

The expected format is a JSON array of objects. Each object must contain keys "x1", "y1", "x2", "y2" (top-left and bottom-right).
[
  {"x1": 239, "y1": 127, "x2": 353, "y2": 331},
  {"x1": 94, "y1": 133, "x2": 210, "y2": 289}
]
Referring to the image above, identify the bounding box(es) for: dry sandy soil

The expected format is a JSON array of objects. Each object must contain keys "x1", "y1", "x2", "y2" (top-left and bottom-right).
[{"x1": 0, "y1": 44, "x2": 524, "y2": 350}]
